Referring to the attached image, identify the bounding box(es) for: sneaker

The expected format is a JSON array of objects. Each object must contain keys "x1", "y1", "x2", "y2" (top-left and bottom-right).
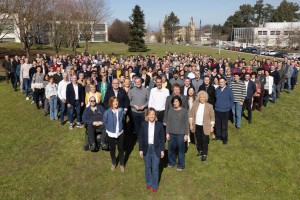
[
  {"x1": 31, "y1": 101, "x2": 35, "y2": 104},
  {"x1": 60, "y1": 122, "x2": 64, "y2": 126},
  {"x1": 26, "y1": 97, "x2": 29, "y2": 100},
  {"x1": 111, "y1": 164, "x2": 116, "y2": 171},
  {"x1": 39, "y1": 101, "x2": 42, "y2": 105},
  {"x1": 146, "y1": 186, "x2": 151, "y2": 191},
  {"x1": 120, "y1": 165, "x2": 125, "y2": 172},
  {"x1": 201, "y1": 155, "x2": 207, "y2": 161},
  {"x1": 152, "y1": 189, "x2": 157, "y2": 193},
  {"x1": 69, "y1": 125, "x2": 73, "y2": 130},
  {"x1": 76, "y1": 124, "x2": 83, "y2": 128},
  {"x1": 176, "y1": 168, "x2": 184, "y2": 172}
]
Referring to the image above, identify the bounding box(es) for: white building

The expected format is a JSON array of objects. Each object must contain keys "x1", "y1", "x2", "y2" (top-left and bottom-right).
[
  {"x1": 234, "y1": 22, "x2": 300, "y2": 48},
  {"x1": 0, "y1": 14, "x2": 108, "y2": 43}
]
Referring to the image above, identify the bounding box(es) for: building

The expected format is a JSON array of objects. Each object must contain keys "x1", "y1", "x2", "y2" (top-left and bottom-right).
[
  {"x1": 0, "y1": 14, "x2": 108, "y2": 43},
  {"x1": 233, "y1": 22, "x2": 300, "y2": 48},
  {"x1": 162, "y1": 17, "x2": 196, "y2": 44}
]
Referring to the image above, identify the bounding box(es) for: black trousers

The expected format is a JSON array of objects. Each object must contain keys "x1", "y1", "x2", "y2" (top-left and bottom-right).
[
  {"x1": 195, "y1": 125, "x2": 209, "y2": 155},
  {"x1": 243, "y1": 98, "x2": 252, "y2": 122},
  {"x1": 215, "y1": 111, "x2": 229, "y2": 142},
  {"x1": 87, "y1": 125, "x2": 105, "y2": 145},
  {"x1": 108, "y1": 133, "x2": 124, "y2": 166},
  {"x1": 34, "y1": 88, "x2": 44, "y2": 109},
  {"x1": 157, "y1": 111, "x2": 164, "y2": 123}
]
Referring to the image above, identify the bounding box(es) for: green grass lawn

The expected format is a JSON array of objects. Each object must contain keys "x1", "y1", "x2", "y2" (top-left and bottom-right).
[
  {"x1": 0, "y1": 42, "x2": 268, "y2": 63},
  {"x1": 0, "y1": 81, "x2": 299, "y2": 200}
]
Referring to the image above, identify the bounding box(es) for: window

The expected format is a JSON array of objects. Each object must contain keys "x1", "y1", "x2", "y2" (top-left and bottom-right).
[
  {"x1": 0, "y1": 19, "x2": 14, "y2": 33},
  {"x1": 93, "y1": 24, "x2": 106, "y2": 32},
  {"x1": 94, "y1": 34, "x2": 106, "y2": 41},
  {"x1": 270, "y1": 31, "x2": 275, "y2": 35},
  {"x1": 1, "y1": 38, "x2": 15, "y2": 42},
  {"x1": 276, "y1": 31, "x2": 280, "y2": 35},
  {"x1": 284, "y1": 31, "x2": 289, "y2": 35},
  {"x1": 289, "y1": 31, "x2": 294, "y2": 35},
  {"x1": 258, "y1": 31, "x2": 262, "y2": 35},
  {"x1": 263, "y1": 31, "x2": 267, "y2": 35}
]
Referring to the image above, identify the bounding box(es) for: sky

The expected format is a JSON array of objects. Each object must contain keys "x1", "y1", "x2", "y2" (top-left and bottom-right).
[{"x1": 107, "y1": 0, "x2": 299, "y2": 31}]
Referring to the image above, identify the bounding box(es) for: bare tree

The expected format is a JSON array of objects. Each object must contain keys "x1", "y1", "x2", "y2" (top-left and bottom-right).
[
  {"x1": 108, "y1": 19, "x2": 129, "y2": 44},
  {"x1": 9, "y1": 0, "x2": 51, "y2": 57},
  {"x1": 0, "y1": 0, "x2": 14, "y2": 41},
  {"x1": 76, "y1": 0, "x2": 110, "y2": 53}
]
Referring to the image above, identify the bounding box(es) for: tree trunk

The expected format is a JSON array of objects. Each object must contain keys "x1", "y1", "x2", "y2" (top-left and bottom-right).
[{"x1": 85, "y1": 40, "x2": 88, "y2": 53}]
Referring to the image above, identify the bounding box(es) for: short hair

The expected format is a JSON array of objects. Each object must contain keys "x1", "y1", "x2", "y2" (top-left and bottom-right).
[
  {"x1": 172, "y1": 83, "x2": 181, "y2": 90},
  {"x1": 144, "y1": 107, "x2": 157, "y2": 121},
  {"x1": 233, "y1": 72, "x2": 240, "y2": 77},
  {"x1": 197, "y1": 91, "x2": 209, "y2": 102},
  {"x1": 49, "y1": 76, "x2": 54, "y2": 81},
  {"x1": 156, "y1": 76, "x2": 162, "y2": 82},
  {"x1": 108, "y1": 96, "x2": 118, "y2": 108},
  {"x1": 171, "y1": 96, "x2": 182, "y2": 107}
]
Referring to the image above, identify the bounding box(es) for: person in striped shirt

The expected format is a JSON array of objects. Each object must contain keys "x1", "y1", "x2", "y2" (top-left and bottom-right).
[{"x1": 230, "y1": 73, "x2": 246, "y2": 129}]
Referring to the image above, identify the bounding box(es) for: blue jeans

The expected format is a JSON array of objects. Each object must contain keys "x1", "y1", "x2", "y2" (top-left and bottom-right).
[
  {"x1": 232, "y1": 102, "x2": 242, "y2": 128},
  {"x1": 272, "y1": 84, "x2": 276, "y2": 102},
  {"x1": 168, "y1": 134, "x2": 185, "y2": 169},
  {"x1": 131, "y1": 112, "x2": 145, "y2": 140},
  {"x1": 59, "y1": 99, "x2": 67, "y2": 123},
  {"x1": 286, "y1": 77, "x2": 291, "y2": 92},
  {"x1": 23, "y1": 78, "x2": 31, "y2": 97},
  {"x1": 67, "y1": 100, "x2": 81, "y2": 124},
  {"x1": 144, "y1": 144, "x2": 160, "y2": 190},
  {"x1": 49, "y1": 96, "x2": 58, "y2": 120}
]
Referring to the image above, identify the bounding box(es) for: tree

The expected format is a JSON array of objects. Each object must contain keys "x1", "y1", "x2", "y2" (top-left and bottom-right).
[
  {"x1": 9, "y1": 0, "x2": 51, "y2": 58},
  {"x1": 108, "y1": 19, "x2": 130, "y2": 43},
  {"x1": 155, "y1": 21, "x2": 163, "y2": 43},
  {"x1": 163, "y1": 12, "x2": 180, "y2": 45},
  {"x1": 0, "y1": 0, "x2": 14, "y2": 41},
  {"x1": 272, "y1": 0, "x2": 300, "y2": 22},
  {"x1": 128, "y1": 5, "x2": 147, "y2": 52},
  {"x1": 77, "y1": 0, "x2": 110, "y2": 53},
  {"x1": 253, "y1": 0, "x2": 275, "y2": 25}
]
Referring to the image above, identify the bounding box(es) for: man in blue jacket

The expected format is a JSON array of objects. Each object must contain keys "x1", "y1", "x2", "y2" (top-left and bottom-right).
[
  {"x1": 243, "y1": 73, "x2": 256, "y2": 124},
  {"x1": 82, "y1": 96, "x2": 106, "y2": 151},
  {"x1": 215, "y1": 77, "x2": 234, "y2": 144}
]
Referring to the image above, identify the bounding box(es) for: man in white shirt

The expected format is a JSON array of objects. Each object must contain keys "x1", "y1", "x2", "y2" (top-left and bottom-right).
[
  {"x1": 148, "y1": 76, "x2": 170, "y2": 123},
  {"x1": 57, "y1": 73, "x2": 69, "y2": 126}
]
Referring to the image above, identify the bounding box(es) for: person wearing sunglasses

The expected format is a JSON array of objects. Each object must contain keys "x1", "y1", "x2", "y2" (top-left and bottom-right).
[{"x1": 82, "y1": 96, "x2": 106, "y2": 151}]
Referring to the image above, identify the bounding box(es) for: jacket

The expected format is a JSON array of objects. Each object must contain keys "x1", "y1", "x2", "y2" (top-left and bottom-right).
[
  {"x1": 189, "y1": 102, "x2": 215, "y2": 135},
  {"x1": 103, "y1": 108, "x2": 125, "y2": 133},
  {"x1": 103, "y1": 87, "x2": 129, "y2": 109},
  {"x1": 82, "y1": 105, "x2": 105, "y2": 125},
  {"x1": 215, "y1": 86, "x2": 234, "y2": 112},
  {"x1": 139, "y1": 121, "x2": 165, "y2": 158},
  {"x1": 198, "y1": 84, "x2": 215, "y2": 105},
  {"x1": 66, "y1": 83, "x2": 84, "y2": 105},
  {"x1": 244, "y1": 80, "x2": 256, "y2": 99}
]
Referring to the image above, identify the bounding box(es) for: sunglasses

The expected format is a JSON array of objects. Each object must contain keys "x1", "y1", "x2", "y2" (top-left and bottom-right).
[{"x1": 90, "y1": 100, "x2": 96, "y2": 103}]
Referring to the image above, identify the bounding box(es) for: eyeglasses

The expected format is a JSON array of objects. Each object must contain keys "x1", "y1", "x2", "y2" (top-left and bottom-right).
[{"x1": 90, "y1": 100, "x2": 96, "y2": 103}]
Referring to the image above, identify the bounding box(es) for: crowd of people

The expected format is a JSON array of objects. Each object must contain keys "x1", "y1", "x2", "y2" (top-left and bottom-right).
[{"x1": 2, "y1": 51, "x2": 299, "y2": 192}]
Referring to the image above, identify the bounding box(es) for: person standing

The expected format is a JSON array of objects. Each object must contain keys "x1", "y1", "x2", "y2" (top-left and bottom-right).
[
  {"x1": 45, "y1": 76, "x2": 58, "y2": 120},
  {"x1": 103, "y1": 96, "x2": 125, "y2": 172},
  {"x1": 66, "y1": 75, "x2": 85, "y2": 130},
  {"x1": 128, "y1": 77, "x2": 150, "y2": 140},
  {"x1": 191, "y1": 70, "x2": 203, "y2": 92},
  {"x1": 263, "y1": 70, "x2": 274, "y2": 107},
  {"x1": 198, "y1": 76, "x2": 215, "y2": 106},
  {"x1": 166, "y1": 96, "x2": 189, "y2": 171},
  {"x1": 139, "y1": 108, "x2": 165, "y2": 193},
  {"x1": 230, "y1": 73, "x2": 246, "y2": 129},
  {"x1": 243, "y1": 73, "x2": 256, "y2": 124},
  {"x1": 20, "y1": 58, "x2": 33, "y2": 100},
  {"x1": 11, "y1": 55, "x2": 20, "y2": 91},
  {"x1": 104, "y1": 78, "x2": 129, "y2": 110},
  {"x1": 2, "y1": 55, "x2": 11, "y2": 84},
  {"x1": 148, "y1": 76, "x2": 169, "y2": 123},
  {"x1": 215, "y1": 78, "x2": 234, "y2": 144},
  {"x1": 57, "y1": 73, "x2": 69, "y2": 126},
  {"x1": 32, "y1": 66, "x2": 45, "y2": 109},
  {"x1": 189, "y1": 91, "x2": 215, "y2": 161}
]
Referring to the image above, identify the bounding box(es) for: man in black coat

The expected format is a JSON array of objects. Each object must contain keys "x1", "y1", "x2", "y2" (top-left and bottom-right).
[
  {"x1": 198, "y1": 76, "x2": 215, "y2": 106},
  {"x1": 103, "y1": 78, "x2": 129, "y2": 110},
  {"x1": 66, "y1": 75, "x2": 85, "y2": 130},
  {"x1": 242, "y1": 73, "x2": 256, "y2": 124}
]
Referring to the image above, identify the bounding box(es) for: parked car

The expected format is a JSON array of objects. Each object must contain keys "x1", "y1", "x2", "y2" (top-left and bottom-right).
[
  {"x1": 241, "y1": 47, "x2": 258, "y2": 54},
  {"x1": 259, "y1": 49, "x2": 267, "y2": 55},
  {"x1": 287, "y1": 53, "x2": 300, "y2": 59},
  {"x1": 265, "y1": 50, "x2": 277, "y2": 56},
  {"x1": 231, "y1": 47, "x2": 240, "y2": 51},
  {"x1": 274, "y1": 52, "x2": 288, "y2": 58}
]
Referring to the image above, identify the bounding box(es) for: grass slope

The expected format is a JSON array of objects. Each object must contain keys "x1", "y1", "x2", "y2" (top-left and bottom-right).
[{"x1": 0, "y1": 81, "x2": 299, "y2": 200}]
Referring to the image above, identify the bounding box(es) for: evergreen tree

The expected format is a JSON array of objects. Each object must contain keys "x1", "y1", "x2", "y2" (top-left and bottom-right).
[
  {"x1": 272, "y1": 0, "x2": 300, "y2": 22},
  {"x1": 163, "y1": 12, "x2": 180, "y2": 45},
  {"x1": 128, "y1": 5, "x2": 147, "y2": 52}
]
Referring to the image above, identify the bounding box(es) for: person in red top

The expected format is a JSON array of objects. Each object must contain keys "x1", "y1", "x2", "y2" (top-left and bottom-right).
[{"x1": 263, "y1": 59, "x2": 271, "y2": 71}]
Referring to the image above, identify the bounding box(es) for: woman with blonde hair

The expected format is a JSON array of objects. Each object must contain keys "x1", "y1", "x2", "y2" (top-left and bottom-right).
[
  {"x1": 85, "y1": 84, "x2": 101, "y2": 107},
  {"x1": 139, "y1": 108, "x2": 165, "y2": 192},
  {"x1": 189, "y1": 91, "x2": 215, "y2": 161}
]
